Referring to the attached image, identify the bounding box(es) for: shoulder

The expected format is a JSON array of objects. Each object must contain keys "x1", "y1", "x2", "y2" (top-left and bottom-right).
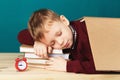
[{"x1": 70, "y1": 18, "x2": 88, "y2": 35}]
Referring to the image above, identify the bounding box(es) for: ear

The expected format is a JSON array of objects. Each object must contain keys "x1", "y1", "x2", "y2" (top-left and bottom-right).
[{"x1": 60, "y1": 15, "x2": 69, "y2": 26}]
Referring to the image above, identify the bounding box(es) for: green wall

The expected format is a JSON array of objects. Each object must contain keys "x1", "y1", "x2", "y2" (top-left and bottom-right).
[{"x1": 0, "y1": 0, "x2": 120, "y2": 52}]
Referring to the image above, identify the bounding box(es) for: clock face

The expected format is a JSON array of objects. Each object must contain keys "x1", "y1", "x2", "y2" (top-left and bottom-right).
[
  {"x1": 18, "y1": 61, "x2": 27, "y2": 70},
  {"x1": 15, "y1": 58, "x2": 28, "y2": 71}
]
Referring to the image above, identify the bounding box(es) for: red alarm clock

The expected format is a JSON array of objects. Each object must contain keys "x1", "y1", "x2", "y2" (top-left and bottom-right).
[{"x1": 15, "y1": 57, "x2": 28, "y2": 71}]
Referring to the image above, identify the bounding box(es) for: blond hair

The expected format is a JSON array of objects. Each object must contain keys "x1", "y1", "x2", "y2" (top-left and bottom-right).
[{"x1": 28, "y1": 9, "x2": 60, "y2": 41}]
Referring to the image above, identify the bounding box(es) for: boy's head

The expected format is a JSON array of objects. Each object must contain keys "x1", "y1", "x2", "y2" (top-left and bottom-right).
[
  {"x1": 28, "y1": 9, "x2": 60, "y2": 40},
  {"x1": 28, "y1": 9, "x2": 73, "y2": 49}
]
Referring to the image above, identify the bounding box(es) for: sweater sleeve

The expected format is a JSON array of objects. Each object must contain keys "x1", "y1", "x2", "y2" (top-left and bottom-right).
[
  {"x1": 67, "y1": 59, "x2": 120, "y2": 74},
  {"x1": 17, "y1": 29, "x2": 34, "y2": 45},
  {"x1": 67, "y1": 59, "x2": 96, "y2": 74}
]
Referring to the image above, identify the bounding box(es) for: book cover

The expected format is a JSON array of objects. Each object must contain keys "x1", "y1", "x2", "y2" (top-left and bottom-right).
[
  {"x1": 24, "y1": 52, "x2": 69, "y2": 59},
  {"x1": 26, "y1": 58, "x2": 48, "y2": 64},
  {"x1": 20, "y1": 44, "x2": 63, "y2": 54}
]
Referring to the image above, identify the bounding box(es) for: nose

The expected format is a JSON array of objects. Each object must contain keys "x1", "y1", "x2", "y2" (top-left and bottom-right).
[{"x1": 56, "y1": 37, "x2": 63, "y2": 46}]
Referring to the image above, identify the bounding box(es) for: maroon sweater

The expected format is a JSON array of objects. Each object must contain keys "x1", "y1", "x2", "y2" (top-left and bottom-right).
[
  {"x1": 66, "y1": 20, "x2": 96, "y2": 73},
  {"x1": 17, "y1": 20, "x2": 118, "y2": 74}
]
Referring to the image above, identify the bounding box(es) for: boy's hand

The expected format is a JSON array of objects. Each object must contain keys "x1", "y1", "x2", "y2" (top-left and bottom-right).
[
  {"x1": 34, "y1": 41, "x2": 52, "y2": 58},
  {"x1": 45, "y1": 57, "x2": 67, "y2": 72}
]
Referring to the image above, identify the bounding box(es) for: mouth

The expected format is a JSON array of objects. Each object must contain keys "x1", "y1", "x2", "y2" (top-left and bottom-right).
[{"x1": 63, "y1": 41, "x2": 70, "y2": 48}]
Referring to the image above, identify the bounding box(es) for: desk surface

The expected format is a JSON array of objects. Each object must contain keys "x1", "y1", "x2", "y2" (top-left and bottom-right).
[{"x1": 0, "y1": 53, "x2": 120, "y2": 80}]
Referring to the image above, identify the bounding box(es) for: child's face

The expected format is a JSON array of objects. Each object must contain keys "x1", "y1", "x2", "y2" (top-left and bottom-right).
[{"x1": 40, "y1": 16, "x2": 73, "y2": 49}]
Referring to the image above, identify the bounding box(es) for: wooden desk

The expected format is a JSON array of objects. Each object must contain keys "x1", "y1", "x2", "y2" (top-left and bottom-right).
[{"x1": 0, "y1": 53, "x2": 120, "y2": 80}]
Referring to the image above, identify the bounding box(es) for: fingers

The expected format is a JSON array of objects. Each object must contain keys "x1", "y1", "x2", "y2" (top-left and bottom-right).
[
  {"x1": 46, "y1": 58, "x2": 54, "y2": 64},
  {"x1": 38, "y1": 57, "x2": 67, "y2": 72},
  {"x1": 47, "y1": 46, "x2": 52, "y2": 54},
  {"x1": 35, "y1": 48, "x2": 48, "y2": 58},
  {"x1": 45, "y1": 57, "x2": 60, "y2": 64},
  {"x1": 46, "y1": 60, "x2": 53, "y2": 65},
  {"x1": 34, "y1": 41, "x2": 48, "y2": 58},
  {"x1": 33, "y1": 41, "x2": 54, "y2": 59}
]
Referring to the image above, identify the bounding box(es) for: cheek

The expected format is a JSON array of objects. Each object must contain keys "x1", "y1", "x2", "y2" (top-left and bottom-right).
[
  {"x1": 63, "y1": 28, "x2": 72, "y2": 37},
  {"x1": 64, "y1": 32, "x2": 72, "y2": 39},
  {"x1": 53, "y1": 44, "x2": 62, "y2": 49}
]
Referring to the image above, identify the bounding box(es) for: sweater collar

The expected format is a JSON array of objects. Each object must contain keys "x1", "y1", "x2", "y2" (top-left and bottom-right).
[{"x1": 69, "y1": 25, "x2": 77, "y2": 49}]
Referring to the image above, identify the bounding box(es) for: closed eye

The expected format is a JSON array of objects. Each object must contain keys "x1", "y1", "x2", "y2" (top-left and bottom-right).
[{"x1": 56, "y1": 31, "x2": 62, "y2": 36}]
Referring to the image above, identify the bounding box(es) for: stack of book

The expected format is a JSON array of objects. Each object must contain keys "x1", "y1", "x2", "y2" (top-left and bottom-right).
[{"x1": 20, "y1": 44, "x2": 69, "y2": 68}]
